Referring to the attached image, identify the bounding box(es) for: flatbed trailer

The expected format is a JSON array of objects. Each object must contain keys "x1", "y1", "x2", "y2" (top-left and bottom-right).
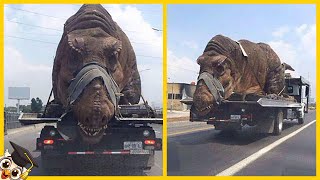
[
  {"x1": 19, "y1": 103, "x2": 162, "y2": 170},
  {"x1": 187, "y1": 76, "x2": 310, "y2": 135}
]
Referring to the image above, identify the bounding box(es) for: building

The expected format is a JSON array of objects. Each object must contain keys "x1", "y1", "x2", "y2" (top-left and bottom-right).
[{"x1": 167, "y1": 82, "x2": 196, "y2": 111}]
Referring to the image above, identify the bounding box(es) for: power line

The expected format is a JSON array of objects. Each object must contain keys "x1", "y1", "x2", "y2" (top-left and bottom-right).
[
  {"x1": 152, "y1": 28, "x2": 162, "y2": 32},
  {"x1": 5, "y1": 6, "x2": 67, "y2": 20},
  {"x1": 5, "y1": 5, "x2": 162, "y2": 31},
  {"x1": 7, "y1": 35, "x2": 57, "y2": 45},
  {"x1": 135, "y1": 55, "x2": 162, "y2": 59},
  {"x1": 168, "y1": 65, "x2": 199, "y2": 74},
  {"x1": 7, "y1": 20, "x2": 61, "y2": 31},
  {"x1": 12, "y1": 32, "x2": 61, "y2": 36},
  {"x1": 6, "y1": 19, "x2": 162, "y2": 34},
  {"x1": 71, "y1": 4, "x2": 162, "y2": 15},
  {"x1": 6, "y1": 32, "x2": 158, "y2": 46},
  {"x1": 6, "y1": 35, "x2": 162, "y2": 59}
]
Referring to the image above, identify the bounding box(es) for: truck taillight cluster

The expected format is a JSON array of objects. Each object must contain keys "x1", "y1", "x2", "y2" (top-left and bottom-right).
[
  {"x1": 144, "y1": 140, "x2": 155, "y2": 145},
  {"x1": 43, "y1": 140, "x2": 54, "y2": 145}
]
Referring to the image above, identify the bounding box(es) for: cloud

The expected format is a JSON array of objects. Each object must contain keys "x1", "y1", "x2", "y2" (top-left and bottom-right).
[
  {"x1": 297, "y1": 24, "x2": 316, "y2": 57},
  {"x1": 272, "y1": 26, "x2": 290, "y2": 38},
  {"x1": 104, "y1": 5, "x2": 163, "y2": 59},
  {"x1": 4, "y1": 4, "x2": 162, "y2": 107},
  {"x1": 167, "y1": 50, "x2": 199, "y2": 84},
  {"x1": 268, "y1": 23, "x2": 316, "y2": 99},
  {"x1": 268, "y1": 40, "x2": 298, "y2": 76},
  {"x1": 181, "y1": 40, "x2": 199, "y2": 50},
  {"x1": 4, "y1": 46, "x2": 52, "y2": 106},
  {"x1": 295, "y1": 24, "x2": 308, "y2": 34}
]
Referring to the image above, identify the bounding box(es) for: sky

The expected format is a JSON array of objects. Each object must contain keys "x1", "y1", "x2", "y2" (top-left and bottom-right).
[
  {"x1": 168, "y1": 5, "x2": 316, "y2": 101},
  {"x1": 4, "y1": 4, "x2": 163, "y2": 108}
]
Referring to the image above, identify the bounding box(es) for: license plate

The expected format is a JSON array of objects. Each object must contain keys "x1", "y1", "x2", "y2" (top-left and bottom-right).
[
  {"x1": 124, "y1": 141, "x2": 142, "y2": 150},
  {"x1": 130, "y1": 150, "x2": 150, "y2": 155},
  {"x1": 230, "y1": 115, "x2": 241, "y2": 120},
  {"x1": 43, "y1": 145, "x2": 54, "y2": 150}
]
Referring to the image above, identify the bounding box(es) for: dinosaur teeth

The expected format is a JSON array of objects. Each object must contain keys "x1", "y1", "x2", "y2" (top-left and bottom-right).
[{"x1": 78, "y1": 123, "x2": 104, "y2": 136}]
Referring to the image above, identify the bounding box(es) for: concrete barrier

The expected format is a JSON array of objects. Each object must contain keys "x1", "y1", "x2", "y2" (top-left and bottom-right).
[{"x1": 5, "y1": 123, "x2": 48, "y2": 135}]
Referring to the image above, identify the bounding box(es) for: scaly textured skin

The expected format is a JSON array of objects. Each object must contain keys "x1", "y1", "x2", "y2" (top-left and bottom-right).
[
  {"x1": 52, "y1": 4, "x2": 141, "y2": 144},
  {"x1": 193, "y1": 35, "x2": 286, "y2": 117}
]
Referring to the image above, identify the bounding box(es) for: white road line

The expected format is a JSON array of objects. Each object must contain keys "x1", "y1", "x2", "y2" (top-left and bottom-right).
[{"x1": 215, "y1": 119, "x2": 316, "y2": 176}]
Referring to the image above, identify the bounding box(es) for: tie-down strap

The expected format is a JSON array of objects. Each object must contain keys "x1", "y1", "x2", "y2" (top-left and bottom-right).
[
  {"x1": 197, "y1": 72, "x2": 225, "y2": 105},
  {"x1": 67, "y1": 62, "x2": 120, "y2": 109}
]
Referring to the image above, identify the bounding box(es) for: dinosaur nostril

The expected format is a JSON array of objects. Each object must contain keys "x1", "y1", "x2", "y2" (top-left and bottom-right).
[
  {"x1": 85, "y1": 118, "x2": 90, "y2": 124},
  {"x1": 94, "y1": 83, "x2": 102, "y2": 90}
]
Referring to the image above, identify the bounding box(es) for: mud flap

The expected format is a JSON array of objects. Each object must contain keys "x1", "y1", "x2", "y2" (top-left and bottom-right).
[{"x1": 256, "y1": 116, "x2": 274, "y2": 133}]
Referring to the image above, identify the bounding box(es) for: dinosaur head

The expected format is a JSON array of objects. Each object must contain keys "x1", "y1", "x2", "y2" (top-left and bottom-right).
[
  {"x1": 56, "y1": 27, "x2": 124, "y2": 144},
  {"x1": 193, "y1": 53, "x2": 239, "y2": 117}
]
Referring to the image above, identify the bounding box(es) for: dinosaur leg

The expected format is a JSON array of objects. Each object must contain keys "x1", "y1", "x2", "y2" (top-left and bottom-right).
[
  {"x1": 265, "y1": 64, "x2": 285, "y2": 95},
  {"x1": 119, "y1": 70, "x2": 141, "y2": 105}
]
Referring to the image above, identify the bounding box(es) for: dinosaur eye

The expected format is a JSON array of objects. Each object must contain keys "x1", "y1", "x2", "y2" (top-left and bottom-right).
[
  {"x1": 0, "y1": 158, "x2": 11, "y2": 169},
  {"x1": 112, "y1": 50, "x2": 119, "y2": 59},
  {"x1": 11, "y1": 168, "x2": 22, "y2": 179},
  {"x1": 216, "y1": 65, "x2": 225, "y2": 75}
]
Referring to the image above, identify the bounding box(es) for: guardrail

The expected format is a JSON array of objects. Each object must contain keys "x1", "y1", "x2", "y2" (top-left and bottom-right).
[{"x1": 4, "y1": 112, "x2": 24, "y2": 134}]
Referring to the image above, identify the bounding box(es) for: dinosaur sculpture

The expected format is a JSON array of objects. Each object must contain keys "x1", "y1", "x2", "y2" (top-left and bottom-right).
[
  {"x1": 52, "y1": 4, "x2": 141, "y2": 144},
  {"x1": 193, "y1": 35, "x2": 293, "y2": 117}
]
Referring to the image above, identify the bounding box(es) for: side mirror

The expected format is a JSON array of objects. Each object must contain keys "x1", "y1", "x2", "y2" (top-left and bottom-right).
[
  {"x1": 305, "y1": 86, "x2": 309, "y2": 97},
  {"x1": 287, "y1": 86, "x2": 293, "y2": 94}
]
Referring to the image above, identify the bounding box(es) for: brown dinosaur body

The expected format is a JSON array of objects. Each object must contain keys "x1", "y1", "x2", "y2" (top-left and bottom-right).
[
  {"x1": 193, "y1": 35, "x2": 288, "y2": 117},
  {"x1": 52, "y1": 4, "x2": 141, "y2": 144}
]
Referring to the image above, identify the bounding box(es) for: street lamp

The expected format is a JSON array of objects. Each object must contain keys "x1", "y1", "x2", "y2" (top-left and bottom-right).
[{"x1": 139, "y1": 68, "x2": 151, "y2": 73}]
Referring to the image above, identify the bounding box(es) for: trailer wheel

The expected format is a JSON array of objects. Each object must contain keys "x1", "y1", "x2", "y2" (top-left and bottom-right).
[
  {"x1": 273, "y1": 110, "x2": 283, "y2": 135},
  {"x1": 298, "y1": 118, "x2": 304, "y2": 124}
]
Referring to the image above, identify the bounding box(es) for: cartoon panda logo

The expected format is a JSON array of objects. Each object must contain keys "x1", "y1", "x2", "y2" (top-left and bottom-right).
[{"x1": 1, "y1": 142, "x2": 38, "y2": 180}]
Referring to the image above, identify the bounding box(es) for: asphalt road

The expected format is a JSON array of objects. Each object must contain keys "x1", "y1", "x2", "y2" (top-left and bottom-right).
[
  {"x1": 4, "y1": 124, "x2": 162, "y2": 176},
  {"x1": 168, "y1": 110, "x2": 316, "y2": 176}
]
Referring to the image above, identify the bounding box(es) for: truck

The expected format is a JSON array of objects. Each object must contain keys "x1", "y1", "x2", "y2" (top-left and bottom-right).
[
  {"x1": 183, "y1": 76, "x2": 310, "y2": 135},
  {"x1": 19, "y1": 97, "x2": 162, "y2": 170}
]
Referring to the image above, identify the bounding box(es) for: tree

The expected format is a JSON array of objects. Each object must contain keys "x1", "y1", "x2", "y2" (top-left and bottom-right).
[
  {"x1": 20, "y1": 105, "x2": 32, "y2": 113},
  {"x1": 31, "y1": 97, "x2": 43, "y2": 113}
]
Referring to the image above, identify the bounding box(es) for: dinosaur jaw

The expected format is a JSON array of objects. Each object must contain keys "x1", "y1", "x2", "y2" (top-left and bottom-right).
[{"x1": 78, "y1": 122, "x2": 108, "y2": 144}]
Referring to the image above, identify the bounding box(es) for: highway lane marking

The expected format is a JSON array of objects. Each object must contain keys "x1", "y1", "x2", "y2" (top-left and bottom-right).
[
  {"x1": 168, "y1": 127, "x2": 215, "y2": 137},
  {"x1": 215, "y1": 119, "x2": 316, "y2": 176}
]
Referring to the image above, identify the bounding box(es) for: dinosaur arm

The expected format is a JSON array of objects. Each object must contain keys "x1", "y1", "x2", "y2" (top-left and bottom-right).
[{"x1": 265, "y1": 61, "x2": 285, "y2": 95}]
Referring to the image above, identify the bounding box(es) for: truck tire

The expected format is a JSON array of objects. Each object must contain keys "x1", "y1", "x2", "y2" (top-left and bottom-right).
[
  {"x1": 298, "y1": 118, "x2": 304, "y2": 124},
  {"x1": 273, "y1": 110, "x2": 283, "y2": 136}
]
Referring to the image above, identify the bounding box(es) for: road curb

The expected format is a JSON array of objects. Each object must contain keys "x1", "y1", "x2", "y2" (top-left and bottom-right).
[
  {"x1": 167, "y1": 116, "x2": 189, "y2": 122},
  {"x1": 6, "y1": 123, "x2": 46, "y2": 136}
]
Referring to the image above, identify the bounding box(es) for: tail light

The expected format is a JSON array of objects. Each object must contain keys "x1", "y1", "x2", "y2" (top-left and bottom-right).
[
  {"x1": 43, "y1": 140, "x2": 54, "y2": 145},
  {"x1": 144, "y1": 140, "x2": 155, "y2": 145}
]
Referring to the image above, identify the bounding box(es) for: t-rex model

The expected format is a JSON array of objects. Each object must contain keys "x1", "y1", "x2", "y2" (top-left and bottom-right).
[
  {"x1": 193, "y1": 34, "x2": 293, "y2": 117},
  {"x1": 51, "y1": 4, "x2": 141, "y2": 144}
]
